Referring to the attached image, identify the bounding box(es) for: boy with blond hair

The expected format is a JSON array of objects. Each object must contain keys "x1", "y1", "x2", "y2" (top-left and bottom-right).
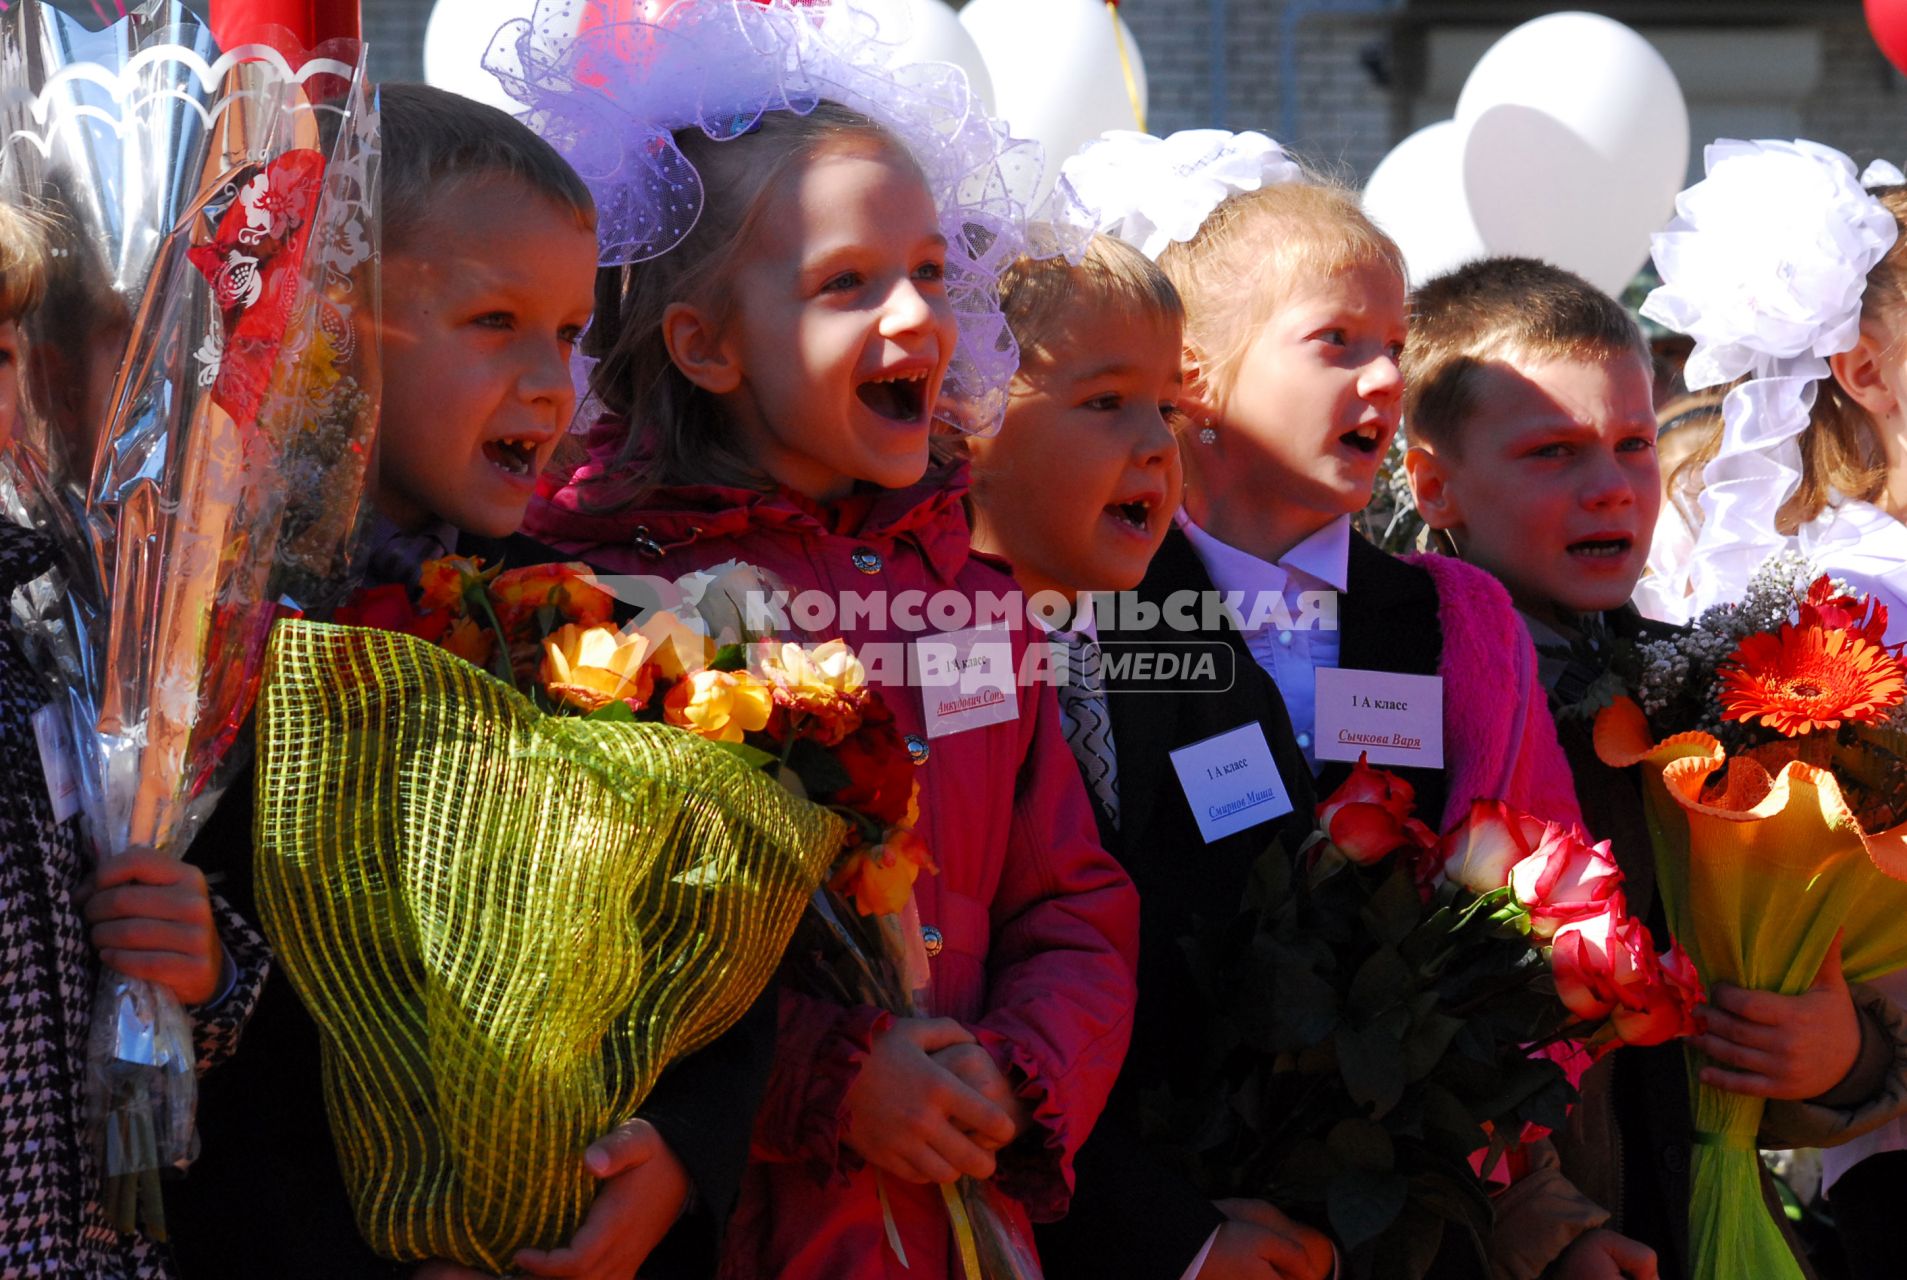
[
  {"x1": 964, "y1": 235, "x2": 1334, "y2": 1280},
  {"x1": 1405, "y1": 255, "x2": 1907, "y2": 1280}
]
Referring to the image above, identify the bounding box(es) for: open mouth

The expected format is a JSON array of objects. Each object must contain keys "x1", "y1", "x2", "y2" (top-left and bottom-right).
[
  {"x1": 1106, "y1": 496, "x2": 1155, "y2": 533},
  {"x1": 856, "y1": 371, "x2": 929, "y2": 423},
  {"x1": 1567, "y1": 536, "x2": 1633, "y2": 559},
  {"x1": 483, "y1": 436, "x2": 540, "y2": 478},
  {"x1": 1339, "y1": 423, "x2": 1385, "y2": 455}
]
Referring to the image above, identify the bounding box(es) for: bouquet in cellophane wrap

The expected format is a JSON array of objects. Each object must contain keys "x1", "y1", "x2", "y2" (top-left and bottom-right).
[
  {"x1": 0, "y1": 1, "x2": 378, "y2": 1235},
  {"x1": 255, "y1": 557, "x2": 873, "y2": 1268},
  {"x1": 1586, "y1": 558, "x2": 1907, "y2": 1280}
]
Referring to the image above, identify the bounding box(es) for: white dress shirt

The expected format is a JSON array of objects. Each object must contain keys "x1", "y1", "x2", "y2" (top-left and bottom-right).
[
  {"x1": 1177, "y1": 511, "x2": 1350, "y2": 773},
  {"x1": 1798, "y1": 497, "x2": 1907, "y2": 646}
]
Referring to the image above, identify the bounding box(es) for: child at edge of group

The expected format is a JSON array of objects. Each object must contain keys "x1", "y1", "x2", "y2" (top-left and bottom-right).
[
  {"x1": 1401, "y1": 254, "x2": 1907, "y2": 1280},
  {"x1": 963, "y1": 236, "x2": 1336, "y2": 1280},
  {"x1": 165, "y1": 84, "x2": 773, "y2": 1280},
  {"x1": 0, "y1": 200, "x2": 271, "y2": 1279}
]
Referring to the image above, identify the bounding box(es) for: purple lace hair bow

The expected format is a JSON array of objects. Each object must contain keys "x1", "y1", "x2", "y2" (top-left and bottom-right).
[{"x1": 485, "y1": 0, "x2": 1060, "y2": 436}]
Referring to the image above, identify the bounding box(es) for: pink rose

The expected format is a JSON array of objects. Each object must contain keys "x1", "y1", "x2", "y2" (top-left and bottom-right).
[
  {"x1": 1508, "y1": 827, "x2": 1625, "y2": 937},
  {"x1": 1550, "y1": 910, "x2": 1703, "y2": 1048},
  {"x1": 1550, "y1": 908, "x2": 1641, "y2": 1021},
  {"x1": 1612, "y1": 936, "x2": 1703, "y2": 1047},
  {"x1": 1438, "y1": 799, "x2": 1551, "y2": 894},
  {"x1": 1317, "y1": 753, "x2": 1433, "y2": 865}
]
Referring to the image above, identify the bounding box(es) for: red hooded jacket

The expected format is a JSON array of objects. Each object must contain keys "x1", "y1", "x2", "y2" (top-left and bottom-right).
[{"x1": 525, "y1": 425, "x2": 1140, "y2": 1278}]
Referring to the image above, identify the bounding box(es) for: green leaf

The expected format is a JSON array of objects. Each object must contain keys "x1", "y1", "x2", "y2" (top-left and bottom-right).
[
  {"x1": 581, "y1": 700, "x2": 638, "y2": 722},
  {"x1": 1326, "y1": 1167, "x2": 1408, "y2": 1250},
  {"x1": 1326, "y1": 1117, "x2": 1395, "y2": 1173},
  {"x1": 1264, "y1": 949, "x2": 1339, "y2": 1052},
  {"x1": 1243, "y1": 838, "x2": 1294, "y2": 912},
  {"x1": 1400, "y1": 1011, "x2": 1467, "y2": 1083},
  {"x1": 1348, "y1": 947, "x2": 1413, "y2": 1021},
  {"x1": 710, "y1": 739, "x2": 777, "y2": 769},
  {"x1": 1368, "y1": 1202, "x2": 1447, "y2": 1280},
  {"x1": 787, "y1": 736, "x2": 851, "y2": 796},
  {"x1": 1337, "y1": 1022, "x2": 1406, "y2": 1118},
  {"x1": 1360, "y1": 866, "x2": 1422, "y2": 947},
  {"x1": 711, "y1": 643, "x2": 747, "y2": 671}
]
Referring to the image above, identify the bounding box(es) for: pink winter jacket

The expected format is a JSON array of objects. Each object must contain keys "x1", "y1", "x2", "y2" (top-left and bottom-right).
[{"x1": 525, "y1": 435, "x2": 1141, "y2": 1279}]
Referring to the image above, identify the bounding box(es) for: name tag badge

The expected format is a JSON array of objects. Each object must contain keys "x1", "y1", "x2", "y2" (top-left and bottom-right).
[
  {"x1": 31, "y1": 703, "x2": 81, "y2": 824},
  {"x1": 1169, "y1": 722, "x2": 1295, "y2": 843},
  {"x1": 1312, "y1": 668, "x2": 1445, "y2": 770},
  {"x1": 914, "y1": 624, "x2": 1020, "y2": 739}
]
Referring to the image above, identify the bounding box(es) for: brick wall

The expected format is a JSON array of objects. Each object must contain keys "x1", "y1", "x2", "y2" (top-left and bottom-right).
[
  {"x1": 1802, "y1": 10, "x2": 1907, "y2": 172},
  {"x1": 360, "y1": 0, "x2": 1906, "y2": 183},
  {"x1": 363, "y1": 0, "x2": 430, "y2": 83},
  {"x1": 1118, "y1": 0, "x2": 1395, "y2": 177}
]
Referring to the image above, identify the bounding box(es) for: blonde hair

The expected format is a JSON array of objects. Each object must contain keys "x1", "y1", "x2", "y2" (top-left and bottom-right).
[
  {"x1": 0, "y1": 202, "x2": 48, "y2": 324},
  {"x1": 1401, "y1": 256, "x2": 1650, "y2": 454},
  {"x1": 583, "y1": 103, "x2": 921, "y2": 507},
  {"x1": 997, "y1": 233, "x2": 1183, "y2": 362},
  {"x1": 1783, "y1": 184, "x2": 1907, "y2": 529},
  {"x1": 1156, "y1": 178, "x2": 1405, "y2": 400}
]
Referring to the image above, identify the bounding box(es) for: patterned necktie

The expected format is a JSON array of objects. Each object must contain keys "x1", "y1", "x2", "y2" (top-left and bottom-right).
[{"x1": 1052, "y1": 630, "x2": 1120, "y2": 829}]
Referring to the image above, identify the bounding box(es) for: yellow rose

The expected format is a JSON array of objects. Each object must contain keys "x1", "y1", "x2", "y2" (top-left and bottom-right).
[
  {"x1": 663, "y1": 669, "x2": 774, "y2": 743},
  {"x1": 634, "y1": 610, "x2": 718, "y2": 679},
  {"x1": 830, "y1": 828, "x2": 937, "y2": 917},
  {"x1": 758, "y1": 638, "x2": 868, "y2": 744},
  {"x1": 541, "y1": 623, "x2": 656, "y2": 713}
]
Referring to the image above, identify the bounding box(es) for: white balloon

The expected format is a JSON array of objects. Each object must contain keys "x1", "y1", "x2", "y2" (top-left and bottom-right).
[
  {"x1": 1454, "y1": 11, "x2": 1689, "y2": 295},
  {"x1": 960, "y1": 0, "x2": 1148, "y2": 197},
  {"x1": 1362, "y1": 121, "x2": 1488, "y2": 289},
  {"x1": 846, "y1": 0, "x2": 996, "y2": 114},
  {"x1": 423, "y1": 0, "x2": 534, "y2": 113}
]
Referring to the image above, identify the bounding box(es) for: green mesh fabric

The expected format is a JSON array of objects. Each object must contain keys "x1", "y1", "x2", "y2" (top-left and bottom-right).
[{"x1": 252, "y1": 620, "x2": 842, "y2": 1269}]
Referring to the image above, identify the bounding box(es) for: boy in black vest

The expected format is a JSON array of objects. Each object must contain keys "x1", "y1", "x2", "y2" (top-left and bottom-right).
[{"x1": 966, "y1": 236, "x2": 1333, "y2": 1280}]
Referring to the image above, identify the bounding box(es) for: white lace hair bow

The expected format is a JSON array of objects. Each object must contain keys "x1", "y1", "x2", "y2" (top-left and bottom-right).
[
  {"x1": 1056, "y1": 129, "x2": 1304, "y2": 261},
  {"x1": 1642, "y1": 139, "x2": 1900, "y2": 618}
]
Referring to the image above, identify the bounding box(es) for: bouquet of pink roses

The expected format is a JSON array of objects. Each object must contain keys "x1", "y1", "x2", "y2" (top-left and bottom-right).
[{"x1": 1149, "y1": 757, "x2": 1699, "y2": 1279}]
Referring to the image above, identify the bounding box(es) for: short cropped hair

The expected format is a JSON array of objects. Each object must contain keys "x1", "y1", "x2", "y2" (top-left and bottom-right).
[
  {"x1": 998, "y1": 234, "x2": 1183, "y2": 362},
  {"x1": 1403, "y1": 256, "x2": 1650, "y2": 454},
  {"x1": 1158, "y1": 178, "x2": 1405, "y2": 400},
  {"x1": 377, "y1": 82, "x2": 595, "y2": 251},
  {"x1": 0, "y1": 203, "x2": 48, "y2": 323}
]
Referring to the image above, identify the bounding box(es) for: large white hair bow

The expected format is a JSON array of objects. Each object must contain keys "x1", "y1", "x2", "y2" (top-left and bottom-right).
[
  {"x1": 1642, "y1": 139, "x2": 1899, "y2": 619},
  {"x1": 1056, "y1": 128, "x2": 1304, "y2": 261}
]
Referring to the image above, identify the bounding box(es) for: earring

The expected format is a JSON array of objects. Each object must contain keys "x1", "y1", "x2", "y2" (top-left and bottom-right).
[{"x1": 1197, "y1": 417, "x2": 1217, "y2": 445}]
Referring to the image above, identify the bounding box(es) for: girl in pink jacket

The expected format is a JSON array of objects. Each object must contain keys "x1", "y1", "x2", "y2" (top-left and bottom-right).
[{"x1": 494, "y1": 3, "x2": 1140, "y2": 1274}]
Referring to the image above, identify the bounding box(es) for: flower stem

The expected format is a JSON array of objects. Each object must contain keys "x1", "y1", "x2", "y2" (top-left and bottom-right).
[{"x1": 467, "y1": 583, "x2": 518, "y2": 690}]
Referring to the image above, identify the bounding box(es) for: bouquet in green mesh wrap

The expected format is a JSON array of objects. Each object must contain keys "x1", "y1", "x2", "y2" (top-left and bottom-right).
[{"x1": 252, "y1": 610, "x2": 852, "y2": 1270}]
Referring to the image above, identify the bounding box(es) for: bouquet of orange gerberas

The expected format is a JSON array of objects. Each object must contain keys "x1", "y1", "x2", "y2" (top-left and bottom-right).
[
  {"x1": 254, "y1": 553, "x2": 931, "y2": 1270},
  {"x1": 1587, "y1": 559, "x2": 1907, "y2": 1280}
]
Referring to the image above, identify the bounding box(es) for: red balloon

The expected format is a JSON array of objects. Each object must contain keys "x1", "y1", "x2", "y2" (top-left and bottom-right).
[{"x1": 1867, "y1": 0, "x2": 1907, "y2": 76}]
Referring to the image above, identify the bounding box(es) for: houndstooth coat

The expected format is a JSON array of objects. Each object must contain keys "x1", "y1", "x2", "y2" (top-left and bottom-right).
[{"x1": 0, "y1": 521, "x2": 268, "y2": 1280}]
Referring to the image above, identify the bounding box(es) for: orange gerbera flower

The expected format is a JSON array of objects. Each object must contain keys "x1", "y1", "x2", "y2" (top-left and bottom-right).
[{"x1": 1719, "y1": 623, "x2": 1907, "y2": 737}]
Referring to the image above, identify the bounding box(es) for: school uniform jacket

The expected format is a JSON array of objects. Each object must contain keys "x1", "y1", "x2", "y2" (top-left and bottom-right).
[{"x1": 1034, "y1": 525, "x2": 1320, "y2": 1278}]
